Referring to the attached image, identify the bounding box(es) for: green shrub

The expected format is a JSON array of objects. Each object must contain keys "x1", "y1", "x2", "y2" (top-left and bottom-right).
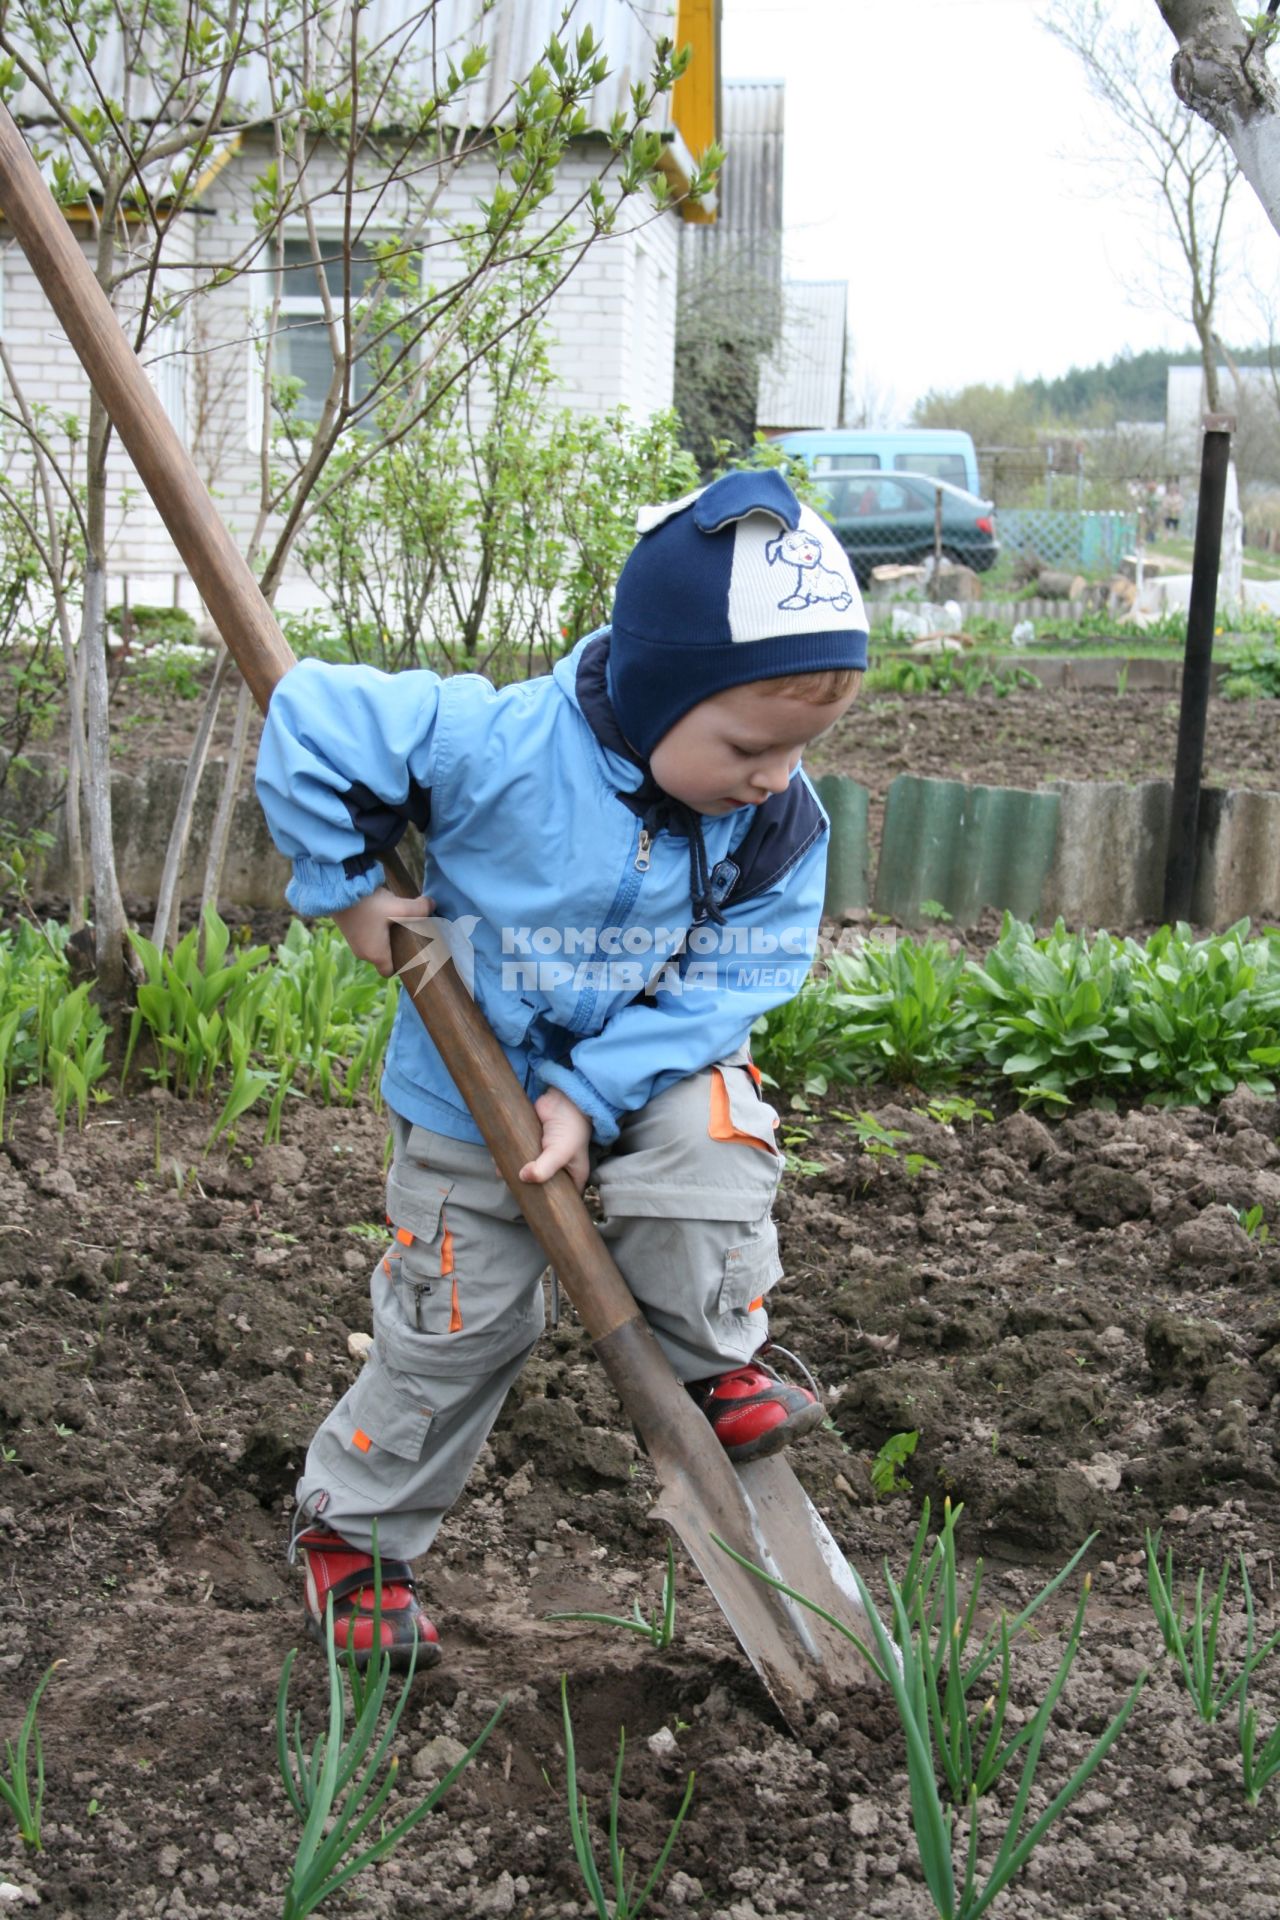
[
  {"x1": 106, "y1": 603, "x2": 198, "y2": 648},
  {"x1": 1220, "y1": 637, "x2": 1280, "y2": 700}
]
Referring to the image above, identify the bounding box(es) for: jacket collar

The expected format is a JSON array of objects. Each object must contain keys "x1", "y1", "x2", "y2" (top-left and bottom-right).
[{"x1": 565, "y1": 630, "x2": 726, "y2": 924}]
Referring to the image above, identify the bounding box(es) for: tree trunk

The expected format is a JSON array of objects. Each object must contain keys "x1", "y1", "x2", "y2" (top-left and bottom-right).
[
  {"x1": 152, "y1": 646, "x2": 232, "y2": 953},
  {"x1": 80, "y1": 556, "x2": 128, "y2": 991},
  {"x1": 198, "y1": 672, "x2": 253, "y2": 935},
  {"x1": 1156, "y1": 0, "x2": 1280, "y2": 236}
]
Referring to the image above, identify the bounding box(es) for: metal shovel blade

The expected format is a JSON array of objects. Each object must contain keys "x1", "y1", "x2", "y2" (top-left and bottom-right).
[
  {"x1": 651, "y1": 1450, "x2": 873, "y2": 1719},
  {"x1": 734, "y1": 1456, "x2": 875, "y2": 1684}
]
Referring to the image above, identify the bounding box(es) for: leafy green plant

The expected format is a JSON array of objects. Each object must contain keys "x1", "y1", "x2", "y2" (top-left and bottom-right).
[
  {"x1": 1145, "y1": 1532, "x2": 1280, "y2": 1726},
  {"x1": 0, "y1": 1660, "x2": 61, "y2": 1851},
  {"x1": 964, "y1": 918, "x2": 1131, "y2": 1106},
  {"x1": 1122, "y1": 920, "x2": 1280, "y2": 1106},
  {"x1": 45, "y1": 983, "x2": 109, "y2": 1133},
  {"x1": 916, "y1": 1095, "x2": 993, "y2": 1130},
  {"x1": 106, "y1": 603, "x2": 199, "y2": 650},
  {"x1": 863, "y1": 655, "x2": 1036, "y2": 698},
  {"x1": 1239, "y1": 1204, "x2": 1270, "y2": 1245},
  {"x1": 871, "y1": 1430, "x2": 918, "y2": 1497},
  {"x1": 124, "y1": 907, "x2": 271, "y2": 1098},
  {"x1": 778, "y1": 1124, "x2": 828, "y2": 1177},
  {"x1": 561, "y1": 1675, "x2": 695, "y2": 1920},
  {"x1": 716, "y1": 1505, "x2": 1145, "y2": 1920},
  {"x1": 0, "y1": 922, "x2": 109, "y2": 1135},
  {"x1": 1220, "y1": 637, "x2": 1280, "y2": 701},
  {"x1": 750, "y1": 978, "x2": 863, "y2": 1109},
  {"x1": 827, "y1": 935, "x2": 973, "y2": 1086},
  {"x1": 834, "y1": 1107, "x2": 939, "y2": 1177},
  {"x1": 547, "y1": 1542, "x2": 678, "y2": 1648},
  {"x1": 277, "y1": 1534, "x2": 502, "y2": 1919}
]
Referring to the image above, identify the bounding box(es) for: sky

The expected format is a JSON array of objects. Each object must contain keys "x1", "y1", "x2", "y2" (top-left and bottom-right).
[{"x1": 718, "y1": 0, "x2": 1280, "y2": 422}]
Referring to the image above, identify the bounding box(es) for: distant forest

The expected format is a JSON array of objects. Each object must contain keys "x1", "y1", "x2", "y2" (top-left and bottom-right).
[{"x1": 1024, "y1": 345, "x2": 1277, "y2": 423}]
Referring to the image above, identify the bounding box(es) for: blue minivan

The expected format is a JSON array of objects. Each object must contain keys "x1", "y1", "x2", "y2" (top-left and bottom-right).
[{"x1": 773, "y1": 428, "x2": 981, "y2": 497}]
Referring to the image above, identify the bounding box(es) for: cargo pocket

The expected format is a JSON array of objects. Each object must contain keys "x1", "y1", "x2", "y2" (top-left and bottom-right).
[
  {"x1": 383, "y1": 1172, "x2": 458, "y2": 1338},
  {"x1": 717, "y1": 1220, "x2": 784, "y2": 1318},
  {"x1": 709, "y1": 1064, "x2": 781, "y2": 1159},
  {"x1": 343, "y1": 1359, "x2": 433, "y2": 1465}
]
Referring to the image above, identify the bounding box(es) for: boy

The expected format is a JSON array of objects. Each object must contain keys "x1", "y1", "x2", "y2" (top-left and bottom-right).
[{"x1": 256, "y1": 468, "x2": 867, "y2": 1668}]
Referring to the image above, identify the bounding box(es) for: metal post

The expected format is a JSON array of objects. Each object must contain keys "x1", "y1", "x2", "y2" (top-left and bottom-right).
[{"x1": 1161, "y1": 416, "x2": 1233, "y2": 923}]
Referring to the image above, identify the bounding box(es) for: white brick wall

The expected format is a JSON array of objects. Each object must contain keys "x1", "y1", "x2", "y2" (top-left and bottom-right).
[{"x1": 0, "y1": 135, "x2": 679, "y2": 608}]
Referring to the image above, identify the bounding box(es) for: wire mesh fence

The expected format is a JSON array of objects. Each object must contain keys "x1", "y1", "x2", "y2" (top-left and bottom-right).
[{"x1": 995, "y1": 508, "x2": 1137, "y2": 574}]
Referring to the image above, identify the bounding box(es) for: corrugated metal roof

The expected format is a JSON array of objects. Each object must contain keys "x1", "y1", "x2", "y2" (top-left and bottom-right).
[
  {"x1": 10, "y1": 0, "x2": 683, "y2": 135},
  {"x1": 756, "y1": 279, "x2": 848, "y2": 431},
  {"x1": 678, "y1": 78, "x2": 782, "y2": 300}
]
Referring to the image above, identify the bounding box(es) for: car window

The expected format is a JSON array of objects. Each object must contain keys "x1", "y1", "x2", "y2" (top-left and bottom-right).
[
  {"x1": 850, "y1": 478, "x2": 915, "y2": 514},
  {"x1": 893, "y1": 453, "x2": 968, "y2": 487},
  {"x1": 812, "y1": 453, "x2": 880, "y2": 472}
]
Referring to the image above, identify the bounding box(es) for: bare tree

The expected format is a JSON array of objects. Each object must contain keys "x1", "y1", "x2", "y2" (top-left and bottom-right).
[
  {"x1": 1047, "y1": 0, "x2": 1240, "y2": 410},
  {"x1": 1154, "y1": 1, "x2": 1280, "y2": 235}
]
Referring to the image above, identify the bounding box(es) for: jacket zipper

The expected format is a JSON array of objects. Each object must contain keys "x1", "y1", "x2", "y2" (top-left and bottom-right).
[{"x1": 567, "y1": 816, "x2": 652, "y2": 1031}]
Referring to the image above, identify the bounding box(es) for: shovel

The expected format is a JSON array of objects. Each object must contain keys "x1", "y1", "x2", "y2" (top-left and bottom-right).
[{"x1": 0, "y1": 104, "x2": 874, "y2": 1729}]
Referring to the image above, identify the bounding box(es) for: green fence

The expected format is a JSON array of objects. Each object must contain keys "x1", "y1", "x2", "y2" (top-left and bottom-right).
[{"x1": 997, "y1": 509, "x2": 1136, "y2": 573}]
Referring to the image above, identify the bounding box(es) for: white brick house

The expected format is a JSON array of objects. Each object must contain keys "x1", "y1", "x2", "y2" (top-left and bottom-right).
[{"x1": 0, "y1": 0, "x2": 719, "y2": 613}]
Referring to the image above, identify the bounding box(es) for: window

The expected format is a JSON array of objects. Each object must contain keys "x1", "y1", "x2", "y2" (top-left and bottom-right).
[
  {"x1": 813, "y1": 453, "x2": 879, "y2": 472},
  {"x1": 272, "y1": 237, "x2": 410, "y2": 424},
  {"x1": 145, "y1": 320, "x2": 187, "y2": 441},
  {"x1": 894, "y1": 452, "x2": 968, "y2": 488}
]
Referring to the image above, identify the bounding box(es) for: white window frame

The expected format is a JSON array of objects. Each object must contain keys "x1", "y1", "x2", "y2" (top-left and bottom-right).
[{"x1": 266, "y1": 232, "x2": 414, "y2": 431}]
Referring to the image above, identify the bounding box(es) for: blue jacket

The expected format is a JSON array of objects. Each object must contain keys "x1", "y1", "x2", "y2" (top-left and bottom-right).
[{"x1": 254, "y1": 631, "x2": 830, "y2": 1147}]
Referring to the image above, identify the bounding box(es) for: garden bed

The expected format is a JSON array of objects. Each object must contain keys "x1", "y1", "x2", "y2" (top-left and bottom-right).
[
  {"x1": 3, "y1": 1068, "x2": 1280, "y2": 1917},
  {"x1": 5, "y1": 664, "x2": 1280, "y2": 1917}
]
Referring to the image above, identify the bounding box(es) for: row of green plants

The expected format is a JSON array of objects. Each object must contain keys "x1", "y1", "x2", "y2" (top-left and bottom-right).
[
  {"x1": 0, "y1": 910, "x2": 397, "y2": 1142},
  {"x1": 753, "y1": 913, "x2": 1280, "y2": 1112},
  {"x1": 7, "y1": 1505, "x2": 1280, "y2": 1915},
  {"x1": 2, "y1": 909, "x2": 1279, "y2": 1136},
  {"x1": 862, "y1": 656, "x2": 1040, "y2": 698}
]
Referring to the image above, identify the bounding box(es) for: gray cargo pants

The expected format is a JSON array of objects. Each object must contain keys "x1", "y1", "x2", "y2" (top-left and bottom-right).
[{"x1": 295, "y1": 1049, "x2": 784, "y2": 1558}]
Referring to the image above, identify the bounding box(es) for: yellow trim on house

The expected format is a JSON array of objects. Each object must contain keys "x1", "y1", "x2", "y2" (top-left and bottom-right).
[
  {"x1": 191, "y1": 133, "x2": 242, "y2": 197},
  {"x1": 672, "y1": 0, "x2": 719, "y2": 158},
  {"x1": 670, "y1": 0, "x2": 720, "y2": 223}
]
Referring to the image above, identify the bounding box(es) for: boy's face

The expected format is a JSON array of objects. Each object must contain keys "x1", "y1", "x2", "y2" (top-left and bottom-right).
[{"x1": 649, "y1": 677, "x2": 860, "y2": 816}]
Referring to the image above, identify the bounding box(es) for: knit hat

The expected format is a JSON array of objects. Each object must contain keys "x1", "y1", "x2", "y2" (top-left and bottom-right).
[{"x1": 608, "y1": 468, "x2": 869, "y2": 758}]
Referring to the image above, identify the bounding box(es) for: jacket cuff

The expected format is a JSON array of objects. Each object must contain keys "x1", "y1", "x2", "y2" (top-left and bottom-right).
[
  {"x1": 286, "y1": 857, "x2": 386, "y2": 919},
  {"x1": 535, "y1": 1060, "x2": 624, "y2": 1147}
]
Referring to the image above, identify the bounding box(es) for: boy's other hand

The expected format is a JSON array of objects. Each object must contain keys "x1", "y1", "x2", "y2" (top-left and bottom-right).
[
  {"x1": 520, "y1": 1089, "x2": 591, "y2": 1194},
  {"x1": 333, "y1": 886, "x2": 435, "y2": 977}
]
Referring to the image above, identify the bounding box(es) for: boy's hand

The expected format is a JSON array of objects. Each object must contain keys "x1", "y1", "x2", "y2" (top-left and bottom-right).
[
  {"x1": 519, "y1": 1089, "x2": 592, "y2": 1194},
  {"x1": 333, "y1": 886, "x2": 435, "y2": 977}
]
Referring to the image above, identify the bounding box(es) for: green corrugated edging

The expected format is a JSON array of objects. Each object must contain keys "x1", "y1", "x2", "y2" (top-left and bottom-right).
[
  {"x1": 874, "y1": 775, "x2": 1061, "y2": 928},
  {"x1": 812, "y1": 774, "x2": 870, "y2": 918}
]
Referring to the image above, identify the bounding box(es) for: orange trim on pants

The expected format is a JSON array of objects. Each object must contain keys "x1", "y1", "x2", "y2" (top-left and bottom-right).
[
  {"x1": 708, "y1": 1068, "x2": 776, "y2": 1155},
  {"x1": 440, "y1": 1217, "x2": 463, "y2": 1332}
]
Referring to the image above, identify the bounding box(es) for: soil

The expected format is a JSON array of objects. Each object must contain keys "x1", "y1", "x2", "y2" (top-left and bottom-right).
[{"x1": 4, "y1": 671, "x2": 1280, "y2": 1919}]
